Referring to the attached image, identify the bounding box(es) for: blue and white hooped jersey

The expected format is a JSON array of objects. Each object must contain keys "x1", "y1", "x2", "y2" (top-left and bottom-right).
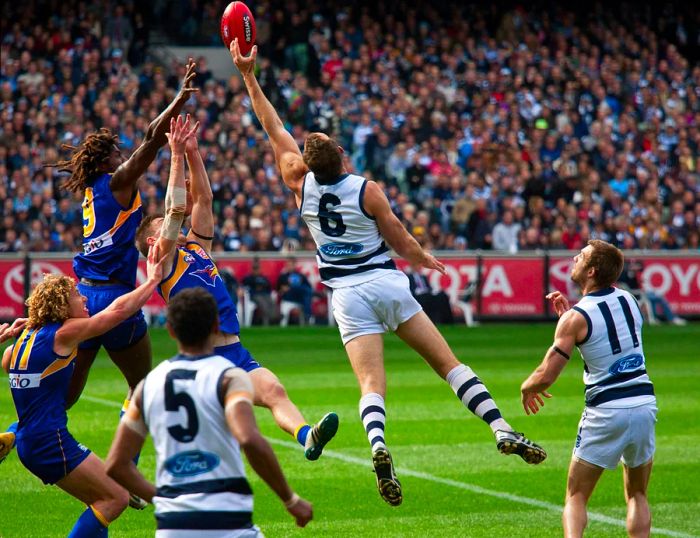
[
  {"x1": 300, "y1": 172, "x2": 396, "y2": 288},
  {"x1": 158, "y1": 242, "x2": 240, "y2": 336},
  {"x1": 8, "y1": 322, "x2": 76, "y2": 433},
  {"x1": 141, "y1": 354, "x2": 253, "y2": 533},
  {"x1": 73, "y1": 173, "x2": 142, "y2": 286},
  {"x1": 573, "y1": 287, "x2": 655, "y2": 408}
]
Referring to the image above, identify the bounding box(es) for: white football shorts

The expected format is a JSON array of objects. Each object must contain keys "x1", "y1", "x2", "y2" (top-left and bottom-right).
[
  {"x1": 573, "y1": 403, "x2": 657, "y2": 469},
  {"x1": 331, "y1": 270, "x2": 423, "y2": 345}
]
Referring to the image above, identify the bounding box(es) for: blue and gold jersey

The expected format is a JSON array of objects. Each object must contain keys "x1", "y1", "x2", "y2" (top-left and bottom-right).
[
  {"x1": 8, "y1": 323, "x2": 77, "y2": 433},
  {"x1": 158, "y1": 241, "x2": 240, "y2": 335},
  {"x1": 73, "y1": 173, "x2": 142, "y2": 286}
]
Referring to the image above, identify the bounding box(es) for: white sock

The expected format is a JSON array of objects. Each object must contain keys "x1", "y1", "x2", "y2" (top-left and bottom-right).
[
  {"x1": 446, "y1": 364, "x2": 511, "y2": 433},
  {"x1": 359, "y1": 392, "x2": 386, "y2": 452}
]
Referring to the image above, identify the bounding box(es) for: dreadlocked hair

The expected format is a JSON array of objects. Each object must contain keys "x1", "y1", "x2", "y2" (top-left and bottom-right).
[
  {"x1": 52, "y1": 128, "x2": 119, "y2": 193},
  {"x1": 25, "y1": 274, "x2": 76, "y2": 329}
]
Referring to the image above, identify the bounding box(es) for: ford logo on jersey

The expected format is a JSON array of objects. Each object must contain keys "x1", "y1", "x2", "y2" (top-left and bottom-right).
[
  {"x1": 608, "y1": 354, "x2": 644, "y2": 375},
  {"x1": 164, "y1": 450, "x2": 220, "y2": 477},
  {"x1": 320, "y1": 242, "x2": 364, "y2": 257}
]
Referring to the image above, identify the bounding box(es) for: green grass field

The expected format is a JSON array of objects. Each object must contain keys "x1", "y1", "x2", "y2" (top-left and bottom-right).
[{"x1": 1, "y1": 324, "x2": 699, "y2": 538}]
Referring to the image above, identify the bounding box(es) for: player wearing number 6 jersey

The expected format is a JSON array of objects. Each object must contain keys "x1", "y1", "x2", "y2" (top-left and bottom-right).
[
  {"x1": 106, "y1": 288, "x2": 313, "y2": 537},
  {"x1": 229, "y1": 38, "x2": 546, "y2": 507},
  {"x1": 521, "y1": 240, "x2": 657, "y2": 538}
]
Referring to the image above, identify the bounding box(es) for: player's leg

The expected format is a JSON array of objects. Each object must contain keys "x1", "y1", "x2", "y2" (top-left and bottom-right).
[
  {"x1": 563, "y1": 458, "x2": 604, "y2": 538},
  {"x1": 107, "y1": 331, "x2": 152, "y2": 404},
  {"x1": 66, "y1": 347, "x2": 100, "y2": 409},
  {"x1": 345, "y1": 333, "x2": 401, "y2": 506},
  {"x1": 623, "y1": 460, "x2": 653, "y2": 537},
  {"x1": 395, "y1": 310, "x2": 546, "y2": 463},
  {"x1": 620, "y1": 404, "x2": 656, "y2": 537},
  {"x1": 243, "y1": 349, "x2": 337, "y2": 461},
  {"x1": 57, "y1": 452, "x2": 129, "y2": 537}
]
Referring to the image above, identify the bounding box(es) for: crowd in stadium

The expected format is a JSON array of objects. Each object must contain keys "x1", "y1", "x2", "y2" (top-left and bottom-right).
[{"x1": 1, "y1": 0, "x2": 698, "y2": 256}]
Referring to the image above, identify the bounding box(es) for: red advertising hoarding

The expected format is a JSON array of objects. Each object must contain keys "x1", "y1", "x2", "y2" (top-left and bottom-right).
[{"x1": 1, "y1": 253, "x2": 699, "y2": 319}]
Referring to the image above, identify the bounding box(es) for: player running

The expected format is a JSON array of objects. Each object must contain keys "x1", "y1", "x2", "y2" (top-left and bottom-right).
[
  {"x1": 1, "y1": 245, "x2": 165, "y2": 537},
  {"x1": 134, "y1": 113, "x2": 338, "y2": 461},
  {"x1": 229, "y1": 38, "x2": 546, "y2": 507},
  {"x1": 56, "y1": 59, "x2": 197, "y2": 416},
  {"x1": 106, "y1": 288, "x2": 313, "y2": 536},
  {"x1": 521, "y1": 240, "x2": 657, "y2": 538}
]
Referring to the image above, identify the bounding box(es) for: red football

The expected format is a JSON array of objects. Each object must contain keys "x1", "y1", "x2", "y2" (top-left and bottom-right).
[{"x1": 220, "y1": 1, "x2": 257, "y2": 55}]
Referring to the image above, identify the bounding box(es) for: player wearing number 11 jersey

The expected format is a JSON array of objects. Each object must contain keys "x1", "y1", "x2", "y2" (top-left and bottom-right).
[
  {"x1": 521, "y1": 240, "x2": 656, "y2": 538},
  {"x1": 229, "y1": 38, "x2": 546, "y2": 508}
]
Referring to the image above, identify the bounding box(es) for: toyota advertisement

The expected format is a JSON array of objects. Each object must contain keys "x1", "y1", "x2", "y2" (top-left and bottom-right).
[{"x1": 1, "y1": 253, "x2": 699, "y2": 319}]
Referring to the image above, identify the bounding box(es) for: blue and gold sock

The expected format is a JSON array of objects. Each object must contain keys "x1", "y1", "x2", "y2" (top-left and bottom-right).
[
  {"x1": 67, "y1": 506, "x2": 108, "y2": 538},
  {"x1": 295, "y1": 424, "x2": 311, "y2": 447}
]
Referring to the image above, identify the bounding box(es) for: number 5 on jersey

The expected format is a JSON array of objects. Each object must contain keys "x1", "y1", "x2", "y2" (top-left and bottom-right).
[{"x1": 165, "y1": 369, "x2": 199, "y2": 442}]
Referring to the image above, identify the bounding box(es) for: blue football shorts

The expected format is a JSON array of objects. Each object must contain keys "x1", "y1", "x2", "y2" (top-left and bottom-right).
[
  {"x1": 214, "y1": 342, "x2": 261, "y2": 372},
  {"x1": 77, "y1": 282, "x2": 148, "y2": 351},
  {"x1": 16, "y1": 426, "x2": 91, "y2": 485}
]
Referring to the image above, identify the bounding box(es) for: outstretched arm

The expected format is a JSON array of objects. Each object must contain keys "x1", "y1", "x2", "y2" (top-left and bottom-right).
[
  {"x1": 520, "y1": 309, "x2": 587, "y2": 415},
  {"x1": 185, "y1": 135, "x2": 214, "y2": 253},
  {"x1": 106, "y1": 381, "x2": 155, "y2": 502},
  {"x1": 154, "y1": 115, "x2": 200, "y2": 272},
  {"x1": 229, "y1": 39, "x2": 307, "y2": 202},
  {"x1": 363, "y1": 181, "x2": 446, "y2": 274},
  {"x1": 109, "y1": 59, "x2": 198, "y2": 198},
  {"x1": 220, "y1": 369, "x2": 312, "y2": 528},
  {"x1": 54, "y1": 245, "x2": 166, "y2": 353}
]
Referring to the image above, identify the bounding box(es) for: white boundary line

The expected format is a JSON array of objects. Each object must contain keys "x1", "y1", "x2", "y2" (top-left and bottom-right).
[{"x1": 82, "y1": 395, "x2": 695, "y2": 538}]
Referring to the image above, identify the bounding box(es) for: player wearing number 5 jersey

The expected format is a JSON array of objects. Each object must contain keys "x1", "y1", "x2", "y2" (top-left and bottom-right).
[
  {"x1": 1, "y1": 245, "x2": 165, "y2": 537},
  {"x1": 106, "y1": 288, "x2": 313, "y2": 537},
  {"x1": 229, "y1": 38, "x2": 546, "y2": 507},
  {"x1": 521, "y1": 240, "x2": 657, "y2": 538}
]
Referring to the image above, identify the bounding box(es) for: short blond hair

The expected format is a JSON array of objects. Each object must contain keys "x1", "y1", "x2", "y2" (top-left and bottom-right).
[{"x1": 26, "y1": 274, "x2": 76, "y2": 329}]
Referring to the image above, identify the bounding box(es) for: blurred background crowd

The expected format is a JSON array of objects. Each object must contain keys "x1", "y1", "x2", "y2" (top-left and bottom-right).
[{"x1": 1, "y1": 0, "x2": 699, "y2": 256}]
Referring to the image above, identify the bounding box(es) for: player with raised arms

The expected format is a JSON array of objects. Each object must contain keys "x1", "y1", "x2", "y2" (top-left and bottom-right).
[
  {"x1": 521, "y1": 240, "x2": 657, "y2": 538},
  {"x1": 229, "y1": 38, "x2": 546, "y2": 507},
  {"x1": 1, "y1": 244, "x2": 166, "y2": 537},
  {"x1": 133, "y1": 113, "x2": 338, "y2": 461},
  {"x1": 59, "y1": 60, "x2": 198, "y2": 415},
  {"x1": 106, "y1": 287, "x2": 313, "y2": 536}
]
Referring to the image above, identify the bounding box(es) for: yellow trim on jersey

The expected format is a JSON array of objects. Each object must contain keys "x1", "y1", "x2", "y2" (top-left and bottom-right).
[
  {"x1": 17, "y1": 330, "x2": 38, "y2": 371},
  {"x1": 160, "y1": 250, "x2": 190, "y2": 302},
  {"x1": 10, "y1": 328, "x2": 28, "y2": 370},
  {"x1": 108, "y1": 190, "x2": 142, "y2": 236},
  {"x1": 41, "y1": 349, "x2": 77, "y2": 379}
]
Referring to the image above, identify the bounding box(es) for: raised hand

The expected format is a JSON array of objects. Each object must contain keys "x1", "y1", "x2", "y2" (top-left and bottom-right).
[
  {"x1": 166, "y1": 114, "x2": 200, "y2": 154},
  {"x1": 0, "y1": 318, "x2": 28, "y2": 343},
  {"x1": 229, "y1": 38, "x2": 257, "y2": 76},
  {"x1": 177, "y1": 58, "x2": 199, "y2": 101},
  {"x1": 546, "y1": 291, "x2": 571, "y2": 317}
]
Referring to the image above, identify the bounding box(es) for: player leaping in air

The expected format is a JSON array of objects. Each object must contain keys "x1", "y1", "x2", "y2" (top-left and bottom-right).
[
  {"x1": 1, "y1": 62, "x2": 198, "y2": 480},
  {"x1": 134, "y1": 113, "x2": 338, "y2": 462},
  {"x1": 229, "y1": 38, "x2": 546, "y2": 507}
]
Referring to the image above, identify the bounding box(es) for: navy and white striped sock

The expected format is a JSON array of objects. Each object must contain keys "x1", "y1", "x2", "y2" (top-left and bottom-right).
[
  {"x1": 359, "y1": 392, "x2": 386, "y2": 452},
  {"x1": 447, "y1": 364, "x2": 511, "y2": 433}
]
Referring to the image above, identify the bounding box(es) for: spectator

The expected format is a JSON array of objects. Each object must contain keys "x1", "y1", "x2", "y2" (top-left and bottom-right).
[
  {"x1": 277, "y1": 257, "x2": 313, "y2": 324},
  {"x1": 492, "y1": 210, "x2": 521, "y2": 253},
  {"x1": 242, "y1": 258, "x2": 277, "y2": 325},
  {"x1": 617, "y1": 260, "x2": 687, "y2": 325},
  {"x1": 406, "y1": 263, "x2": 454, "y2": 324}
]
